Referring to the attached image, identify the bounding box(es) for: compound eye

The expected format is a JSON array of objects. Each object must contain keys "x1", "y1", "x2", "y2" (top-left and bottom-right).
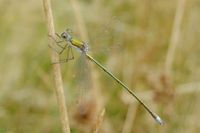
[{"x1": 61, "y1": 32, "x2": 67, "y2": 39}]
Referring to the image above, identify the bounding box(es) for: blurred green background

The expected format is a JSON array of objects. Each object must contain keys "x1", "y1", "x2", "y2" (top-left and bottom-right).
[{"x1": 0, "y1": 0, "x2": 200, "y2": 132}]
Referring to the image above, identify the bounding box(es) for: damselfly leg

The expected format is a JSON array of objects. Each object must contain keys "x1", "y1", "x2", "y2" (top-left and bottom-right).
[
  {"x1": 48, "y1": 34, "x2": 66, "y2": 53},
  {"x1": 48, "y1": 33, "x2": 74, "y2": 64},
  {"x1": 53, "y1": 46, "x2": 74, "y2": 64}
]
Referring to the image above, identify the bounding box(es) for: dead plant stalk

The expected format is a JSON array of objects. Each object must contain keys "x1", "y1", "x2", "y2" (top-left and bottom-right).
[
  {"x1": 42, "y1": 0, "x2": 70, "y2": 132},
  {"x1": 165, "y1": 0, "x2": 186, "y2": 76}
]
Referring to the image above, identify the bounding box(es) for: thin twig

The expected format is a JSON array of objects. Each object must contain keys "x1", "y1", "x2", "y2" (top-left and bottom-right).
[
  {"x1": 42, "y1": 0, "x2": 70, "y2": 132},
  {"x1": 165, "y1": 0, "x2": 186, "y2": 76}
]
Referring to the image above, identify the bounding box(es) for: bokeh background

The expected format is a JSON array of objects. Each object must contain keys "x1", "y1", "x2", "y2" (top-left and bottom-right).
[{"x1": 0, "y1": 0, "x2": 200, "y2": 132}]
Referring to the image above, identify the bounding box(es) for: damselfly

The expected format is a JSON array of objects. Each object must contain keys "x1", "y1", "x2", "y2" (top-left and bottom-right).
[{"x1": 49, "y1": 29, "x2": 164, "y2": 125}]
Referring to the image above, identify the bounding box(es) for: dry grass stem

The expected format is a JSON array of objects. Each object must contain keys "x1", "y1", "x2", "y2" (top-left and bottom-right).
[
  {"x1": 42, "y1": 0, "x2": 70, "y2": 132},
  {"x1": 165, "y1": 0, "x2": 186, "y2": 76},
  {"x1": 93, "y1": 108, "x2": 106, "y2": 133},
  {"x1": 121, "y1": 52, "x2": 137, "y2": 133},
  {"x1": 69, "y1": 0, "x2": 89, "y2": 41},
  {"x1": 122, "y1": 103, "x2": 138, "y2": 133}
]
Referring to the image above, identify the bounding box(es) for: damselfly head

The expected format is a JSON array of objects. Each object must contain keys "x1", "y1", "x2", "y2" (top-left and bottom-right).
[{"x1": 61, "y1": 31, "x2": 72, "y2": 41}]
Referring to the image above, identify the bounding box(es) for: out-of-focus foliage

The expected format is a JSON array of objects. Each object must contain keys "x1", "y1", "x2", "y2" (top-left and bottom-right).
[{"x1": 0, "y1": 0, "x2": 200, "y2": 133}]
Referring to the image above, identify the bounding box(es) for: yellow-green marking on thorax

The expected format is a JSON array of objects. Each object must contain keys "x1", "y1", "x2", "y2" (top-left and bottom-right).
[{"x1": 71, "y1": 37, "x2": 85, "y2": 49}]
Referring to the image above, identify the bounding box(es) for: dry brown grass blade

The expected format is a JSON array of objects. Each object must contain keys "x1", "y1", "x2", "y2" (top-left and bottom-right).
[
  {"x1": 121, "y1": 52, "x2": 138, "y2": 132},
  {"x1": 165, "y1": 0, "x2": 187, "y2": 76},
  {"x1": 122, "y1": 103, "x2": 138, "y2": 133},
  {"x1": 153, "y1": 0, "x2": 187, "y2": 112},
  {"x1": 69, "y1": 0, "x2": 89, "y2": 41},
  {"x1": 93, "y1": 108, "x2": 105, "y2": 133},
  {"x1": 42, "y1": 0, "x2": 70, "y2": 132}
]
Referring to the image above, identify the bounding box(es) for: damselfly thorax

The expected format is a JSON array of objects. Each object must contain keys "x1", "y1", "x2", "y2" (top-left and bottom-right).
[{"x1": 60, "y1": 31, "x2": 88, "y2": 53}]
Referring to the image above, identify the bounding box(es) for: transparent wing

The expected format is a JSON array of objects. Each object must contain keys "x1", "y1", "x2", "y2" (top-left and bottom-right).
[
  {"x1": 73, "y1": 53, "x2": 93, "y2": 103},
  {"x1": 70, "y1": 52, "x2": 95, "y2": 123},
  {"x1": 88, "y1": 16, "x2": 124, "y2": 56}
]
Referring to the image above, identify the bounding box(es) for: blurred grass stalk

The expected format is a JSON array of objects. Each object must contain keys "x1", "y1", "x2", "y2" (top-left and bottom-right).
[
  {"x1": 93, "y1": 108, "x2": 105, "y2": 133},
  {"x1": 42, "y1": 0, "x2": 70, "y2": 132},
  {"x1": 122, "y1": 0, "x2": 187, "y2": 131},
  {"x1": 121, "y1": 52, "x2": 138, "y2": 133},
  {"x1": 69, "y1": 0, "x2": 88, "y2": 41},
  {"x1": 69, "y1": 0, "x2": 104, "y2": 131},
  {"x1": 165, "y1": 0, "x2": 186, "y2": 76}
]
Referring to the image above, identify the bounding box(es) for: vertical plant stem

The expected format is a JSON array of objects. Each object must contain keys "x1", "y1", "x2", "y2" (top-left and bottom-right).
[
  {"x1": 93, "y1": 108, "x2": 105, "y2": 133},
  {"x1": 121, "y1": 52, "x2": 138, "y2": 133},
  {"x1": 165, "y1": 0, "x2": 186, "y2": 76},
  {"x1": 42, "y1": 0, "x2": 70, "y2": 132},
  {"x1": 122, "y1": 104, "x2": 137, "y2": 133},
  {"x1": 69, "y1": 0, "x2": 89, "y2": 41}
]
